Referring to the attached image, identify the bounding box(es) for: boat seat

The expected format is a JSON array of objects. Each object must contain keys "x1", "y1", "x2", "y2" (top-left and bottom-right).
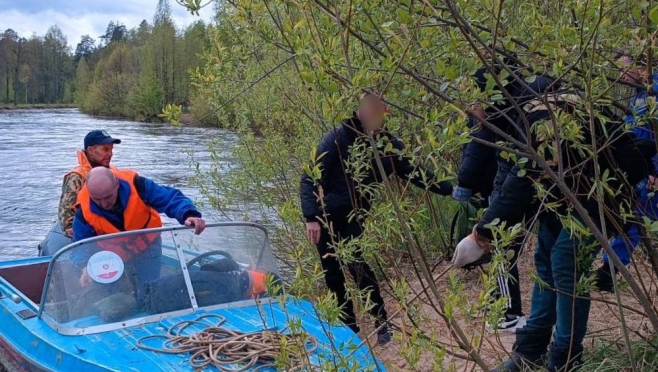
[{"x1": 0, "y1": 261, "x2": 49, "y2": 304}]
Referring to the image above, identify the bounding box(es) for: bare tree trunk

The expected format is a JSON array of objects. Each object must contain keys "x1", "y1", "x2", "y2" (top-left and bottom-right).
[{"x1": 4, "y1": 68, "x2": 8, "y2": 104}]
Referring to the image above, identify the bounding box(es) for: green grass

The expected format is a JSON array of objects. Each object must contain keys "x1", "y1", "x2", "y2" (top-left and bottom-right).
[{"x1": 579, "y1": 337, "x2": 658, "y2": 371}]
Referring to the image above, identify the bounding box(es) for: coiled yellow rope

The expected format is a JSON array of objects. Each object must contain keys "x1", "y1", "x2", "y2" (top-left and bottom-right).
[{"x1": 136, "y1": 314, "x2": 319, "y2": 371}]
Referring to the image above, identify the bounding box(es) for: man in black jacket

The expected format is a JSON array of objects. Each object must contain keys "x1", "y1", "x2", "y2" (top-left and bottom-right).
[
  {"x1": 300, "y1": 94, "x2": 453, "y2": 345},
  {"x1": 461, "y1": 90, "x2": 657, "y2": 372},
  {"x1": 452, "y1": 64, "x2": 554, "y2": 333}
]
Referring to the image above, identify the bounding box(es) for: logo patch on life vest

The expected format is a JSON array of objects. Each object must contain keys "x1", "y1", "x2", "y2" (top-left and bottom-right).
[{"x1": 87, "y1": 251, "x2": 125, "y2": 284}]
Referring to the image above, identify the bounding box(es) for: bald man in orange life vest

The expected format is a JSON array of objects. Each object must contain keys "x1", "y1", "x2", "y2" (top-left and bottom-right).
[{"x1": 71, "y1": 167, "x2": 206, "y2": 291}]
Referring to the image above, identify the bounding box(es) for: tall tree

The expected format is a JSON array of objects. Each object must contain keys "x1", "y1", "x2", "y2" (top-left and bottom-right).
[
  {"x1": 74, "y1": 35, "x2": 95, "y2": 64},
  {"x1": 0, "y1": 29, "x2": 19, "y2": 103},
  {"x1": 43, "y1": 26, "x2": 72, "y2": 103},
  {"x1": 152, "y1": 0, "x2": 177, "y2": 106}
]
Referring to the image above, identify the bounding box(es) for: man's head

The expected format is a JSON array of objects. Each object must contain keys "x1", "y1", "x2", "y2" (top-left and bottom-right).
[
  {"x1": 84, "y1": 130, "x2": 121, "y2": 167},
  {"x1": 87, "y1": 167, "x2": 120, "y2": 210},
  {"x1": 617, "y1": 54, "x2": 644, "y2": 84},
  {"x1": 358, "y1": 93, "x2": 387, "y2": 133}
]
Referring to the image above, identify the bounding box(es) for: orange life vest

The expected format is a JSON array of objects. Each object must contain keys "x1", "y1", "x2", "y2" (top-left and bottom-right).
[
  {"x1": 243, "y1": 270, "x2": 269, "y2": 298},
  {"x1": 65, "y1": 150, "x2": 118, "y2": 180},
  {"x1": 77, "y1": 169, "x2": 163, "y2": 260}
]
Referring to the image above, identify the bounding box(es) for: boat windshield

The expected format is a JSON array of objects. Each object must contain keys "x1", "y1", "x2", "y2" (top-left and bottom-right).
[{"x1": 39, "y1": 223, "x2": 280, "y2": 335}]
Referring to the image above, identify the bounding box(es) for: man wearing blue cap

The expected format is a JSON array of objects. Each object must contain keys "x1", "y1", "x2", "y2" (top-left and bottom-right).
[{"x1": 57, "y1": 130, "x2": 122, "y2": 238}]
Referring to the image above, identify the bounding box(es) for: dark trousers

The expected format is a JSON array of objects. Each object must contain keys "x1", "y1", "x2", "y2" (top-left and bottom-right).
[
  {"x1": 490, "y1": 159, "x2": 527, "y2": 317},
  {"x1": 495, "y1": 238, "x2": 524, "y2": 317},
  {"x1": 316, "y1": 216, "x2": 388, "y2": 333}
]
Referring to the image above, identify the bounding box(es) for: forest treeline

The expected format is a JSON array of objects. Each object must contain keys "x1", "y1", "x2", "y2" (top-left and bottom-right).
[{"x1": 0, "y1": 0, "x2": 210, "y2": 122}]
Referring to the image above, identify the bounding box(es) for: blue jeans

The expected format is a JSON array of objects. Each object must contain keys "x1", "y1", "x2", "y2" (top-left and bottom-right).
[{"x1": 525, "y1": 213, "x2": 596, "y2": 350}]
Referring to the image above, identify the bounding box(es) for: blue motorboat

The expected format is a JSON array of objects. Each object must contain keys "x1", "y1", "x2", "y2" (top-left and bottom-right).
[{"x1": 0, "y1": 223, "x2": 385, "y2": 371}]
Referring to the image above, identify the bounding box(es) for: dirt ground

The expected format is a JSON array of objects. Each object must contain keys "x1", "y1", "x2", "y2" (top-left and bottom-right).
[{"x1": 359, "y1": 237, "x2": 658, "y2": 372}]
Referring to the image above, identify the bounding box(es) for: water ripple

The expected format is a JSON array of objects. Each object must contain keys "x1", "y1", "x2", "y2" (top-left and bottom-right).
[{"x1": 0, "y1": 109, "x2": 235, "y2": 258}]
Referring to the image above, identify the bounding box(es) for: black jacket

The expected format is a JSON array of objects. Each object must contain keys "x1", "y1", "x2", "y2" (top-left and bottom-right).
[
  {"x1": 475, "y1": 98, "x2": 657, "y2": 240},
  {"x1": 300, "y1": 113, "x2": 453, "y2": 222},
  {"x1": 456, "y1": 118, "x2": 498, "y2": 198},
  {"x1": 457, "y1": 70, "x2": 555, "y2": 197}
]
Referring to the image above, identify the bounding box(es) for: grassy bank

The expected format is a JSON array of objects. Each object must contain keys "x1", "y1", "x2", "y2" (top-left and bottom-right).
[{"x1": 0, "y1": 103, "x2": 77, "y2": 110}]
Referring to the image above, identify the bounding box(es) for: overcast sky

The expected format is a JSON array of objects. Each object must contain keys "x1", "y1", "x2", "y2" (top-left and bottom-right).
[{"x1": 0, "y1": 0, "x2": 215, "y2": 48}]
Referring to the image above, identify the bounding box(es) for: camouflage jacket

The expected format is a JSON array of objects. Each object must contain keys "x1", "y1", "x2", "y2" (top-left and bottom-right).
[{"x1": 58, "y1": 172, "x2": 85, "y2": 238}]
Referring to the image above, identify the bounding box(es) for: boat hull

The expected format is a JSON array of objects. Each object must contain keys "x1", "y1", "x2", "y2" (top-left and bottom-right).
[{"x1": 0, "y1": 334, "x2": 48, "y2": 372}]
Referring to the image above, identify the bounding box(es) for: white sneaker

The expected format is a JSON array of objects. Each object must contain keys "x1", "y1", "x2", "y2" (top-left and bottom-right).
[{"x1": 486, "y1": 315, "x2": 526, "y2": 333}]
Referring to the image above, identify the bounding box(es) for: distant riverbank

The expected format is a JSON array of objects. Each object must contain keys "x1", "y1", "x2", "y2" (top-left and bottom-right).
[{"x1": 0, "y1": 104, "x2": 77, "y2": 110}]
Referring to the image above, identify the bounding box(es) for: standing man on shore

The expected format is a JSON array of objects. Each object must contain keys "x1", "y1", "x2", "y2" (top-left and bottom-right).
[{"x1": 300, "y1": 93, "x2": 453, "y2": 345}]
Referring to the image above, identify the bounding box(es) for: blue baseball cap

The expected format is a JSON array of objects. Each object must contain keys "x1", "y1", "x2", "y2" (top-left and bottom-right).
[{"x1": 84, "y1": 130, "x2": 121, "y2": 149}]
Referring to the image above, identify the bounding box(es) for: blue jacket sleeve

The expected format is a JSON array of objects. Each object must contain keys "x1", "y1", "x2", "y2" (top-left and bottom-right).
[
  {"x1": 606, "y1": 224, "x2": 640, "y2": 267},
  {"x1": 70, "y1": 209, "x2": 98, "y2": 269},
  {"x1": 134, "y1": 176, "x2": 202, "y2": 224},
  {"x1": 300, "y1": 129, "x2": 344, "y2": 221}
]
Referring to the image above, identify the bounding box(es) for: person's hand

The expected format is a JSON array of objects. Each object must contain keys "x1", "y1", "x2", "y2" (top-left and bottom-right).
[
  {"x1": 469, "y1": 102, "x2": 486, "y2": 120},
  {"x1": 306, "y1": 222, "x2": 321, "y2": 245},
  {"x1": 647, "y1": 175, "x2": 658, "y2": 190},
  {"x1": 185, "y1": 217, "x2": 207, "y2": 235},
  {"x1": 79, "y1": 268, "x2": 91, "y2": 287}
]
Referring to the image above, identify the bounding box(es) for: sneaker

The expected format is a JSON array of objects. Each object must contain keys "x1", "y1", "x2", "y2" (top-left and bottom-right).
[
  {"x1": 376, "y1": 326, "x2": 392, "y2": 345},
  {"x1": 486, "y1": 315, "x2": 526, "y2": 333}
]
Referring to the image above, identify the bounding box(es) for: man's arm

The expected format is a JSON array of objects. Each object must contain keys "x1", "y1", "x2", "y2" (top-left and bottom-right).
[
  {"x1": 58, "y1": 173, "x2": 85, "y2": 237},
  {"x1": 300, "y1": 129, "x2": 344, "y2": 221},
  {"x1": 391, "y1": 138, "x2": 453, "y2": 196},
  {"x1": 133, "y1": 176, "x2": 202, "y2": 224},
  {"x1": 454, "y1": 120, "x2": 498, "y2": 200}
]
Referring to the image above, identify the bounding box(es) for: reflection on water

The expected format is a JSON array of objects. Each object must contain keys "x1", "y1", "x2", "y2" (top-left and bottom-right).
[{"x1": 0, "y1": 109, "x2": 238, "y2": 259}]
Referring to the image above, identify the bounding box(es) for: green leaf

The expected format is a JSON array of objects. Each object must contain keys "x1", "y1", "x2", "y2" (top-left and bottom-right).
[
  {"x1": 300, "y1": 71, "x2": 313, "y2": 83},
  {"x1": 650, "y1": 5, "x2": 658, "y2": 25},
  {"x1": 326, "y1": 83, "x2": 340, "y2": 93}
]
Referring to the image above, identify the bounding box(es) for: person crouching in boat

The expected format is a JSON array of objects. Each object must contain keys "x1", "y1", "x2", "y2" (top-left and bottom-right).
[
  {"x1": 70, "y1": 167, "x2": 206, "y2": 299},
  {"x1": 58, "y1": 130, "x2": 122, "y2": 239}
]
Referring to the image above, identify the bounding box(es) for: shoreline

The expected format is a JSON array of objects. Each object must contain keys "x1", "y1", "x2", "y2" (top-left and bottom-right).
[
  {"x1": 1, "y1": 105, "x2": 221, "y2": 129},
  {"x1": 0, "y1": 104, "x2": 77, "y2": 110}
]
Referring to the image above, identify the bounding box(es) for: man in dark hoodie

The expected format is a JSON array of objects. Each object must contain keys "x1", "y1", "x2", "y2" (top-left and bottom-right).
[
  {"x1": 300, "y1": 93, "x2": 453, "y2": 345},
  {"x1": 452, "y1": 58, "x2": 552, "y2": 333}
]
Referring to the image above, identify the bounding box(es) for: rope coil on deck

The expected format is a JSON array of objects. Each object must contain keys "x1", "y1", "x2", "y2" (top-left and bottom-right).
[{"x1": 136, "y1": 314, "x2": 319, "y2": 371}]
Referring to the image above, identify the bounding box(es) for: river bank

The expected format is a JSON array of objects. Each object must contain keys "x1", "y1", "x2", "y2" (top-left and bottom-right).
[{"x1": 0, "y1": 103, "x2": 77, "y2": 110}]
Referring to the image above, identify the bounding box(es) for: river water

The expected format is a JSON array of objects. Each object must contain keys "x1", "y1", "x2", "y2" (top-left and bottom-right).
[{"x1": 0, "y1": 109, "x2": 238, "y2": 259}]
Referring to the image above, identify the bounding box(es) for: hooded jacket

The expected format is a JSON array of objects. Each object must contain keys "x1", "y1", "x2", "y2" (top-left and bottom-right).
[
  {"x1": 474, "y1": 93, "x2": 658, "y2": 240},
  {"x1": 456, "y1": 68, "x2": 554, "y2": 197}
]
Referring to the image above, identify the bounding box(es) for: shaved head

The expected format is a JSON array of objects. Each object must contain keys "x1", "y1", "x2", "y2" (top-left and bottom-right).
[{"x1": 87, "y1": 167, "x2": 119, "y2": 210}]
